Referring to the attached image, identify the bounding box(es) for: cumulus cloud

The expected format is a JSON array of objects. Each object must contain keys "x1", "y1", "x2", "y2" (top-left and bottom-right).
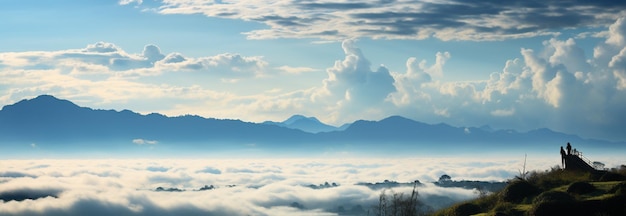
[
  {"x1": 314, "y1": 39, "x2": 396, "y2": 121},
  {"x1": 0, "y1": 157, "x2": 576, "y2": 215},
  {"x1": 389, "y1": 52, "x2": 450, "y2": 106},
  {"x1": 129, "y1": 0, "x2": 626, "y2": 41},
  {"x1": 142, "y1": 45, "x2": 165, "y2": 63}
]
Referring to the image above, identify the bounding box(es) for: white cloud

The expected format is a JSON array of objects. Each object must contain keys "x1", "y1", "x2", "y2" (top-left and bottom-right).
[
  {"x1": 389, "y1": 53, "x2": 450, "y2": 107},
  {"x1": 142, "y1": 45, "x2": 165, "y2": 63},
  {"x1": 119, "y1": 0, "x2": 142, "y2": 5},
  {"x1": 606, "y1": 17, "x2": 626, "y2": 47},
  {"x1": 154, "y1": 52, "x2": 268, "y2": 78},
  {"x1": 314, "y1": 39, "x2": 396, "y2": 122},
  {"x1": 276, "y1": 66, "x2": 318, "y2": 74},
  {"x1": 0, "y1": 156, "x2": 587, "y2": 215}
]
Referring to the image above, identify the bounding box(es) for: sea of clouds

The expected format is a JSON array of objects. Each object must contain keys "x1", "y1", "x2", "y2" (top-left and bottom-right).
[{"x1": 0, "y1": 156, "x2": 623, "y2": 215}]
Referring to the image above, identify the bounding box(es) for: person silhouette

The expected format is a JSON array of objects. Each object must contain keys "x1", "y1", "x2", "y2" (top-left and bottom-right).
[
  {"x1": 560, "y1": 146, "x2": 566, "y2": 169},
  {"x1": 566, "y1": 142, "x2": 572, "y2": 155}
]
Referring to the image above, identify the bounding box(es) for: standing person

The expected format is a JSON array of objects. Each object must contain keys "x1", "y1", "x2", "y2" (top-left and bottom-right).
[
  {"x1": 566, "y1": 142, "x2": 572, "y2": 155},
  {"x1": 560, "y1": 146, "x2": 566, "y2": 169}
]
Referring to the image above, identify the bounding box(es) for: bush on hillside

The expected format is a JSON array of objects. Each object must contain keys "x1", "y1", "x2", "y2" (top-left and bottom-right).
[
  {"x1": 471, "y1": 192, "x2": 499, "y2": 211},
  {"x1": 500, "y1": 180, "x2": 540, "y2": 203},
  {"x1": 529, "y1": 201, "x2": 581, "y2": 216},
  {"x1": 490, "y1": 202, "x2": 519, "y2": 216},
  {"x1": 566, "y1": 181, "x2": 595, "y2": 195},
  {"x1": 449, "y1": 203, "x2": 481, "y2": 216},
  {"x1": 530, "y1": 191, "x2": 579, "y2": 216},
  {"x1": 533, "y1": 191, "x2": 575, "y2": 204},
  {"x1": 525, "y1": 168, "x2": 591, "y2": 190}
]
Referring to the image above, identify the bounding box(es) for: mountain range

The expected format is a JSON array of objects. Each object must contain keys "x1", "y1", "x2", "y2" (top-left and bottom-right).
[{"x1": 0, "y1": 95, "x2": 622, "y2": 154}]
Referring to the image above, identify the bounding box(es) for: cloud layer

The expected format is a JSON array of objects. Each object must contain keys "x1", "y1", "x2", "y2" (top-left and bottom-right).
[
  {"x1": 0, "y1": 157, "x2": 567, "y2": 215},
  {"x1": 138, "y1": 0, "x2": 626, "y2": 41}
]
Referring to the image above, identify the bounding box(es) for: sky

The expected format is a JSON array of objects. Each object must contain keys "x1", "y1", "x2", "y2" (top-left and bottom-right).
[{"x1": 1, "y1": 1, "x2": 626, "y2": 141}]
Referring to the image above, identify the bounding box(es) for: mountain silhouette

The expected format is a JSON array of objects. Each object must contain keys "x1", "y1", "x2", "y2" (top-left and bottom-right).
[
  {"x1": 262, "y1": 115, "x2": 341, "y2": 133},
  {"x1": 0, "y1": 95, "x2": 621, "y2": 153},
  {"x1": 0, "y1": 95, "x2": 313, "y2": 150}
]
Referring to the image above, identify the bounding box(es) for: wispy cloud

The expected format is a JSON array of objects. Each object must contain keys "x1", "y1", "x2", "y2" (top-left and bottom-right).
[
  {"x1": 276, "y1": 66, "x2": 318, "y2": 74},
  {"x1": 139, "y1": 0, "x2": 626, "y2": 41}
]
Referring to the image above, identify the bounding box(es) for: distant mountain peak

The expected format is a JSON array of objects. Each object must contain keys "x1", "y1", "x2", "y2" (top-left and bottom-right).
[
  {"x1": 260, "y1": 114, "x2": 339, "y2": 133},
  {"x1": 380, "y1": 115, "x2": 413, "y2": 122},
  {"x1": 22, "y1": 94, "x2": 72, "y2": 105},
  {"x1": 2, "y1": 94, "x2": 80, "y2": 112},
  {"x1": 283, "y1": 115, "x2": 322, "y2": 125}
]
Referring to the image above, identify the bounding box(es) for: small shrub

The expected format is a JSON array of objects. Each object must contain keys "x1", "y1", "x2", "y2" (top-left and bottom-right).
[
  {"x1": 566, "y1": 181, "x2": 595, "y2": 195},
  {"x1": 471, "y1": 192, "x2": 499, "y2": 210},
  {"x1": 450, "y1": 203, "x2": 481, "y2": 216},
  {"x1": 530, "y1": 191, "x2": 580, "y2": 216},
  {"x1": 491, "y1": 202, "x2": 517, "y2": 215},
  {"x1": 371, "y1": 182, "x2": 428, "y2": 216},
  {"x1": 526, "y1": 169, "x2": 591, "y2": 190},
  {"x1": 500, "y1": 180, "x2": 539, "y2": 203},
  {"x1": 533, "y1": 191, "x2": 575, "y2": 204},
  {"x1": 529, "y1": 201, "x2": 580, "y2": 216}
]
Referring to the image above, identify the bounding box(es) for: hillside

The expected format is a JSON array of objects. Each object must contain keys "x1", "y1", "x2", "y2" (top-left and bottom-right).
[{"x1": 432, "y1": 165, "x2": 626, "y2": 216}]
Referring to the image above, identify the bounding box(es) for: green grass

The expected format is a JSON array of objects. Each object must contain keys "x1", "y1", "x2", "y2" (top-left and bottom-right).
[
  {"x1": 431, "y1": 168, "x2": 626, "y2": 216},
  {"x1": 514, "y1": 204, "x2": 532, "y2": 212},
  {"x1": 592, "y1": 181, "x2": 622, "y2": 191}
]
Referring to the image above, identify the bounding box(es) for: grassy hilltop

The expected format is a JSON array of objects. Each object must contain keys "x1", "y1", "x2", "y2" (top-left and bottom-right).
[{"x1": 432, "y1": 165, "x2": 626, "y2": 216}]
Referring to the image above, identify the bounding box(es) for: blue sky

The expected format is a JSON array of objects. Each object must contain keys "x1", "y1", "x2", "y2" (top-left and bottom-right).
[{"x1": 1, "y1": 0, "x2": 626, "y2": 141}]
